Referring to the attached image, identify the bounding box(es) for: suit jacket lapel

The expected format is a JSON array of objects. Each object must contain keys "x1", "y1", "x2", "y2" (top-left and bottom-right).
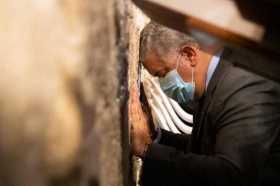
[{"x1": 193, "y1": 48, "x2": 233, "y2": 150}]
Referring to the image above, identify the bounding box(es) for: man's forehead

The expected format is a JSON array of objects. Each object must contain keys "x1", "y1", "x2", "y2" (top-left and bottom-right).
[
  {"x1": 145, "y1": 50, "x2": 159, "y2": 62},
  {"x1": 143, "y1": 51, "x2": 175, "y2": 77},
  {"x1": 142, "y1": 52, "x2": 161, "y2": 73},
  {"x1": 144, "y1": 51, "x2": 162, "y2": 67}
]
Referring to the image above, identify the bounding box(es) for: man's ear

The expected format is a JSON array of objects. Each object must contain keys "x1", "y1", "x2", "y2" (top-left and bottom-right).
[{"x1": 180, "y1": 45, "x2": 198, "y2": 67}]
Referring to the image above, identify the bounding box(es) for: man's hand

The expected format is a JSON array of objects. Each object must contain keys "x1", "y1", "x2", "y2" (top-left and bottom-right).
[{"x1": 129, "y1": 85, "x2": 152, "y2": 157}]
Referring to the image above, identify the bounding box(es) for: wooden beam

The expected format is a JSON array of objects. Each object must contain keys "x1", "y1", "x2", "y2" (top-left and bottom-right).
[
  {"x1": 132, "y1": 0, "x2": 280, "y2": 82},
  {"x1": 132, "y1": 0, "x2": 280, "y2": 55}
]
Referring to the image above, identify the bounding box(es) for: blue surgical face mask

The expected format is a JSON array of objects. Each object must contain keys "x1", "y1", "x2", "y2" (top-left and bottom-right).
[{"x1": 159, "y1": 55, "x2": 195, "y2": 105}]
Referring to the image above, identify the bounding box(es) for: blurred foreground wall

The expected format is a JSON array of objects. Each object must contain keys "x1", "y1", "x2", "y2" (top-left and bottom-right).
[{"x1": 0, "y1": 0, "x2": 148, "y2": 186}]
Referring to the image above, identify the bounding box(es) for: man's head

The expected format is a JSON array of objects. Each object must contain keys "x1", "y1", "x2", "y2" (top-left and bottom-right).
[{"x1": 140, "y1": 22, "x2": 213, "y2": 99}]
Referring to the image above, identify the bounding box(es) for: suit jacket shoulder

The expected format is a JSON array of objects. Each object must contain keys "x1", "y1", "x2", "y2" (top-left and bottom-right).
[{"x1": 206, "y1": 48, "x2": 280, "y2": 130}]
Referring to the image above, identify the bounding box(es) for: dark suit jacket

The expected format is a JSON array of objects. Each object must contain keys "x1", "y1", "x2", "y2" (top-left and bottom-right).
[{"x1": 141, "y1": 48, "x2": 280, "y2": 186}]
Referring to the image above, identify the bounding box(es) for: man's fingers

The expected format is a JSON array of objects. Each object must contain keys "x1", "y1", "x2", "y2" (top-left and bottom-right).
[
  {"x1": 129, "y1": 85, "x2": 153, "y2": 156},
  {"x1": 130, "y1": 85, "x2": 140, "y2": 101}
]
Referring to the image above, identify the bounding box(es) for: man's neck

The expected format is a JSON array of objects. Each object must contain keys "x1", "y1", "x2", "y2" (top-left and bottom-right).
[
  {"x1": 201, "y1": 51, "x2": 213, "y2": 83},
  {"x1": 194, "y1": 51, "x2": 212, "y2": 98}
]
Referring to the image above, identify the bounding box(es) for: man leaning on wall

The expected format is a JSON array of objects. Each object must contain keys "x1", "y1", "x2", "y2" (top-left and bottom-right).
[{"x1": 130, "y1": 22, "x2": 280, "y2": 186}]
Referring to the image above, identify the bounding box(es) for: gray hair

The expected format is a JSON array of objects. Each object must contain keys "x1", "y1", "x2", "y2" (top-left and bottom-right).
[{"x1": 140, "y1": 22, "x2": 198, "y2": 63}]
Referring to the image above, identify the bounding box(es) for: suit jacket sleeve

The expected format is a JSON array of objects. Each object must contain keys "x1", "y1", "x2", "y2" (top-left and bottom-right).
[
  {"x1": 141, "y1": 67, "x2": 280, "y2": 186},
  {"x1": 157, "y1": 129, "x2": 191, "y2": 152}
]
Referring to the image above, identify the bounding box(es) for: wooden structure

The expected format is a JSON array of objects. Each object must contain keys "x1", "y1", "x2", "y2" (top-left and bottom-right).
[{"x1": 132, "y1": 0, "x2": 280, "y2": 82}]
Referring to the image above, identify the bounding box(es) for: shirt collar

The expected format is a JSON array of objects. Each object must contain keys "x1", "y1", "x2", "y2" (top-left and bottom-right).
[{"x1": 206, "y1": 50, "x2": 223, "y2": 89}]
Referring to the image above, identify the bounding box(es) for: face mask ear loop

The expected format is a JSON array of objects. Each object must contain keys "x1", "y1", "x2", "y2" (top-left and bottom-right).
[
  {"x1": 175, "y1": 52, "x2": 181, "y2": 71},
  {"x1": 191, "y1": 67, "x2": 194, "y2": 85}
]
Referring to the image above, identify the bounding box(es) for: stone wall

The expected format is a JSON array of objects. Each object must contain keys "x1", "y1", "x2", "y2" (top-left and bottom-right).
[
  {"x1": 123, "y1": 1, "x2": 149, "y2": 185},
  {"x1": 0, "y1": 0, "x2": 148, "y2": 185}
]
